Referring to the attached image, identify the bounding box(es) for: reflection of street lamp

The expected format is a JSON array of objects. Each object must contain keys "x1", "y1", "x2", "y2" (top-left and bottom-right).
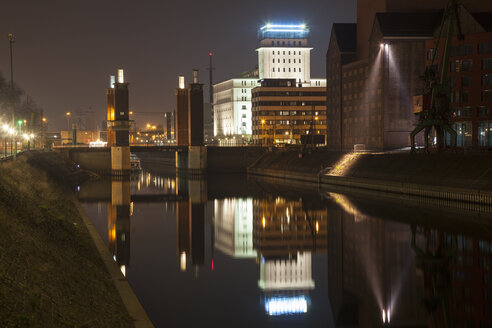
[
  {"x1": 8, "y1": 128, "x2": 15, "y2": 156},
  {"x1": 261, "y1": 119, "x2": 265, "y2": 146},
  {"x1": 2, "y1": 124, "x2": 8, "y2": 157},
  {"x1": 66, "y1": 112, "x2": 71, "y2": 130}
]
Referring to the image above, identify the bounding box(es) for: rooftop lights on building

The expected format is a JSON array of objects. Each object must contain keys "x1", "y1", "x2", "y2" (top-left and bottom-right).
[
  {"x1": 179, "y1": 76, "x2": 185, "y2": 89},
  {"x1": 117, "y1": 69, "x2": 124, "y2": 83},
  {"x1": 110, "y1": 75, "x2": 115, "y2": 88},
  {"x1": 265, "y1": 296, "x2": 308, "y2": 316},
  {"x1": 260, "y1": 24, "x2": 308, "y2": 31}
]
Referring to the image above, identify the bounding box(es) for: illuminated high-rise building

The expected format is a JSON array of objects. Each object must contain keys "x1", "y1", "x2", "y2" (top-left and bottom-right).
[
  {"x1": 213, "y1": 23, "x2": 325, "y2": 145},
  {"x1": 257, "y1": 24, "x2": 311, "y2": 83}
]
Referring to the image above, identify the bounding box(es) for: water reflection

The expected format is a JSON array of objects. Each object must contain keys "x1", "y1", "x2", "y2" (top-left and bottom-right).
[{"x1": 79, "y1": 170, "x2": 492, "y2": 327}]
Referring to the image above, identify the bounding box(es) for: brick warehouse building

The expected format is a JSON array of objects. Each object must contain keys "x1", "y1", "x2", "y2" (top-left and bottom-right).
[
  {"x1": 326, "y1": 0, "x2": 492, "y2": 151},
  {"x1": 425, "y1": 16, "x2": 492, "y2": 148}
]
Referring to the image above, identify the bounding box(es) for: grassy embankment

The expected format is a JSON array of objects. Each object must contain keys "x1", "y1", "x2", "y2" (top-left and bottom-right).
[{"x1": 0, "y1": 152, "x2": 132, "y2": 327}]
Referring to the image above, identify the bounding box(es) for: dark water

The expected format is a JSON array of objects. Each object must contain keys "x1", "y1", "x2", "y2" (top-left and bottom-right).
[{"x1": 78, "y1": 164, "x2": 492, "y2": 328}]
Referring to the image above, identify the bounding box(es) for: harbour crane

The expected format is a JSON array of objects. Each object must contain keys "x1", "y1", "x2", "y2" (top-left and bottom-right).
[{"x1": 410, "y1": 0, "x2": 464, "y2": 151}]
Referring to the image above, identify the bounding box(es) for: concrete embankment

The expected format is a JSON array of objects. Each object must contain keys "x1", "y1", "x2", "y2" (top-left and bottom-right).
[
  {"x1": 248, "y1": 149, "x2": 492, "y2": 205},
  {"x1": 0, "y1": 152, "x2": 144, "y2": 327}
]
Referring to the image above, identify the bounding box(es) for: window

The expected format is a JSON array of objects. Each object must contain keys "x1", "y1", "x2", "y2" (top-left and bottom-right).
[
  {"x1": 462, "y1": 75, "x2": 472, "y2": 87},
  {"x1": 477, "y1": 120, "x2": 492, "y2": 146},
  {"x1": 272, "y1": 58, "x2": 275, "y2": 63},
  {"x1": 278, "y1": 58, "x2": 280, "y2": 63},
  {"x1": 462, "y1": 59, "x2": 473, "y2": 71},
  {"x1": 483, "y1": 74, "x2": 492, "y2": 86},
  {"x1": 278, "y1": 68, "x2": 280, "y2": 72},
  {"x1": 283, "y1": 59, "x2": 285, "y2": 63},
  {"x1": 451, "y1": 44, "x2": 473, "y2": 57},
  {"x1": 277, "y1": 51, "x2": 280, "y2": 55},
  {"x1": 299, "y1": 68, "x2": 301, "y2": 72},
  {"x1": 450, "y1": 122, "x2": 472, "y2": 147},
  {"x1": 448, "y1": 76, "x2": 456, "y2": 88},
  {"x1": 289, "y1": 68, "x2": 291, "y2": 72},
  {"x1": 294, "y1": 59, "x2": 296, "y2": 63},
  {"x1": 483, "y1": 90, "x2": 492, "y2": 102},
  {"x1": 283, "y1": 68, "x2": 285, "y2": 72},
  {"x1": 272, "y1": 48, "x2": 274, "y2": 53},
  {"x1": 479, "y1": 106, "x2": 490, "y2": 118},
  {"x1": 484, "y1": 58, "x2": 492, "y2": 70},
  {"x1": 272, "y1": 68, "x2": 275, "y2": 72},
  {"x1": 299, "y1": 59, "x2": 302, "y2": 63},
  {"x1": 294, "y1": 68, "x2": 296, "y2": 72},
  {"x1": 288, "y1": 59, "x2": 291, "y2": 63},
  {"x1": 288, "y1": 51, "x2": 290, "y2": 55},
  {"x1": 287, "y1": 41, "x2": 290, "y2": 46},
  {"x1": 479, "y1": 42, "x2": 492, "y2": 54},
  {"x1": 427, "y1": 48, "x2": 438, "y2": 60},
  {"x1": 283, "y1": 51, "x2": 285, "y2": 55}
]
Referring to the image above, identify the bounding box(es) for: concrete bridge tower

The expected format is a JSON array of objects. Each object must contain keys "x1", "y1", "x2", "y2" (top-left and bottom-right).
[{"x1": 107, "y1": 69, "x2": 131, "y2": 175}]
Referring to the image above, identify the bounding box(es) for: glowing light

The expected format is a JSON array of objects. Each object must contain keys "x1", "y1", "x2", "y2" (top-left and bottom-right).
[
  {"x1": 380, "y1": 43, "x2": 385, "y2": 49},
  {"x1": 120, "y1": 265, "x2": 126, "y2": 277},
  {"x1": 110, "y1": 75, "x2": 115, "y2": 88},
  {"x1": 66, "y1": 112, "x2": 71, "y2": 116},
  {"x1": 180, "y1": 252, "x2": 186, "y2": 272},
  {"x1": 261, "y1": 119, "x2": 265, "y2": 124},
  {"x1": 209, "y1": 52, "x2": 213, "y2": 56},
  {"x1": 211, "y1": 259, "x2": 214, "y2": 271},
  {"x1": 2, "y1": 124, "x2": 9, "y2": 132},
  {"x1": 118, "y1": 69, "x2": 124, "y2": 83},
  {"x1": 382, "y1": 309, "x2": 386, "y2": 323},
  {"x1": 42, "y1": 118, "x2": 46, "y2": 123},
  {"x1": 262, "y1": 216, "x2": 266, "y2": 228},
  {"x1": 178, "y1": 76, "x2": 185, "y2": 89},
  {"x1": 265, "y1": 296, "x2": 308, "y2": 316},
  {"x1": 260, "y1": 24, "x2": 307, "y2": 30},
  {"x1": 315, "y1": 221, "x2": 319, "y2": 232},
  {"x1": 327, "y1": 152, "x2": 362, "y2": 176}
]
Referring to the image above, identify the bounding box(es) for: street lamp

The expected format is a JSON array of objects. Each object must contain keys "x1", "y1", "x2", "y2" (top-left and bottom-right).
[{"x1": 66, "y1": 112, "x2": 71, "y2": 130}]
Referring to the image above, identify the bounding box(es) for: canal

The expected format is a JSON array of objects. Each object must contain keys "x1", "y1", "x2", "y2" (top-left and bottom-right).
[{"x1": 77, "y1": 163, "x2": 492, "y2": 327}]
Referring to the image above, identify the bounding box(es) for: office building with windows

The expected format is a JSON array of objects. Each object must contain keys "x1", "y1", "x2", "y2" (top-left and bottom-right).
[
  {"x1": 213, "y1": 69, "x2": 259, "y2": 145},
  {"x1": 214, "y1": 23, "x2": 325, "y2": 145},
  {"x1": 251, "y1": 78, "x2": 326, "y2": 145}
]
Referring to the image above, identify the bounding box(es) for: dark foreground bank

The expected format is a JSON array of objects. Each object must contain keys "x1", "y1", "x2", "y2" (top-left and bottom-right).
[{"x1": 0, "y1": 152, "x2": 133, "y2": 327}]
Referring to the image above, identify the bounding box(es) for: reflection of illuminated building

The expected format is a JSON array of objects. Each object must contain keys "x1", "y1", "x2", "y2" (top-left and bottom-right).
[
  {"x1": 108, "y1": 179, "x2": 132, "y2": 277},
  {"x1": 177, "y1": 179, "x2": 207, "y2": 274},
  {"x1": 253, "y1": 197, "x2": 326, "y2": 317},
  {"x1": 413, "y1": 228, "x2": 492, "y2": 327},
  {"x1": 253, "y1": 197, "x2": 327, "y2": 257},
  {"x1": 214, "y1": 198, "x2": 256, "y2": 258},
  {"x1": 259, "y1": 252, "x2": 314, "y2": 291}
]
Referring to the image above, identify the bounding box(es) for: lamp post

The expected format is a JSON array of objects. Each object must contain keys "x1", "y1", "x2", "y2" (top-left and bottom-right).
[{"x1": 66, "y1": 112, "x2": 71, "y2": 130}]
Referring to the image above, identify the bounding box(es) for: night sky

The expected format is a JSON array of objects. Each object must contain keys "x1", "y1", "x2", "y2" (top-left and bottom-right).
[{"x1": 0, "y1": 0, "x2": 356, "y2": 130}]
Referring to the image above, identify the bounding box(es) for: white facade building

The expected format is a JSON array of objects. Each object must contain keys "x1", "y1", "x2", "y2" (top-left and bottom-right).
[
  {"x1": 213, "y1": 77, "x2": 259, "y2": 143},
  {"x1": 214, "y1": 198, "x2": 256, "y2": 258},
  {"x1": 258, "y1": 252, "x2": 315, "y2": 291}
]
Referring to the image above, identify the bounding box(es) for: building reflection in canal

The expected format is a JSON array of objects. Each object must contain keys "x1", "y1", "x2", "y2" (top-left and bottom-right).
[
  {"x1": 82, "y1": 171, "x2": 492, "y2": 327},
  {"x1": 108, "y1": 179, "x2": 132, "y2": 277}
]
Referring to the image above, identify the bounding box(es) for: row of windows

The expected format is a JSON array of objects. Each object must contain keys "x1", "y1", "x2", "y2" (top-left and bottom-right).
[
  {"x1": 253, "y1": 101, "x2": 325, "y2": 107},
  {"x1": 254, "y1": 120, "x2": 326, "y2": 126},
  {"x1": 428, "y1": 43, "x2": 492, "y2": 59},
  {"x1": 252, "y1": 91, "x2": 326, "y2": 97},
  {"x1": 272, "y1": 67, "x2": 301, "y2": 73},
  {"x1": 271, "y1": 40, "x2": 302, "y2": 47},
  {"x1": 254, "y1": 129, "x2": 326, "y2": 135},
  {"x1": 446, "y1": 75, "x2": 492, "y2": 87},
  {"x1": 252, "y1": 110, "x2": 325, "y2": 116},
  {"x1": 453, "y1": 106, "x2": 490, "y2": 118},
  {"x1": 272, "y1": 58, "x2": 302, "y2": 64},
  {"x1": 450, "y1": 90, "x2": 492, "y2": 103},
  {"x1": 239, "y1": 80, "x2": 256, "y2": 86}
]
